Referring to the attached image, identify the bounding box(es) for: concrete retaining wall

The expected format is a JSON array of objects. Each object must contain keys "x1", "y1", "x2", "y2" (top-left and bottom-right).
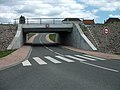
[
  {"x1": 7, "y1": 23, "x2": 97, "y2": 51},
  {"x1": 58, "y1": 23, "x2": 97, "y2": 51},
  {"x1": 7, "y1": 24, "x2": 23, "y2": 50}
]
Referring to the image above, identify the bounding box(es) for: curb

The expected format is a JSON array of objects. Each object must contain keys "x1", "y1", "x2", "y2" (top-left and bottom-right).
[
  {"x1": 0, "y1": 34, "x2": 38, "y2": 71},
  {"x1": 63, "y1": 46, "x2": 120, "y2": 60}
]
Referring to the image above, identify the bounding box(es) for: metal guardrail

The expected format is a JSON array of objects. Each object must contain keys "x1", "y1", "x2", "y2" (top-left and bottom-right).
[{"x1": 14, "y1": 18, "x2": 84, "y2": 24}]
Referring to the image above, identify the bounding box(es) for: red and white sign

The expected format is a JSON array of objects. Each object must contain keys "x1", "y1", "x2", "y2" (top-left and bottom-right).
[
  {"x1": 45, "y1": 23, "x2": 49, "y2": 28},
  {"x1": 103, "y1": 27, "x2": 109, "y2": 35}
]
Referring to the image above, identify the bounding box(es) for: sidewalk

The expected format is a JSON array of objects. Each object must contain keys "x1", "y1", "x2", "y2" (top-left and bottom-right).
[
  {"x1": 64, "y1": 46, "x2": 120, "y2": 60},
  {"x1": 46, "y1": 34, "x2": 120, "y2": 60},
  {"x1": 0, "y1": 34, "x2": 37, "y2": 71}
]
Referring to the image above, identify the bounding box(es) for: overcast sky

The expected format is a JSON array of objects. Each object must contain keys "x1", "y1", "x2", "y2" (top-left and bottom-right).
[{"x1": 0, "y1": 0, "x2": 120, "y2": 23}]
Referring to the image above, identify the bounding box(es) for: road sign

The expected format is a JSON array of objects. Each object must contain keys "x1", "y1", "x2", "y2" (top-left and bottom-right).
[
  {"x1": 45, "y1": 23, "x2": 49, "y2": 28},
  {"x1": 103, "y1": 27, "x2": 109, "y2": 52},
  {"x1": 104, "y1": 27, "x2": 109, "y2": 35}
]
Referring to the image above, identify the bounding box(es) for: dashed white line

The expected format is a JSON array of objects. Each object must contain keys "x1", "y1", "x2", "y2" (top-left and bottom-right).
[
  {"x1": 54, "y1": 52, "x2": 64, "y2": 56},
  {"x1": 48, "y1": 49, "x2": 54, "y2": 52}
]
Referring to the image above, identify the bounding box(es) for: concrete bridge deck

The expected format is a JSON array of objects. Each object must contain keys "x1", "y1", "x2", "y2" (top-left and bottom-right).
[
  {"x1": 8, "y1": 18, "x2": 97, "y2": 51},
  {"x1": 22, "y1": 24, "x2": 73, "y2": 33}
]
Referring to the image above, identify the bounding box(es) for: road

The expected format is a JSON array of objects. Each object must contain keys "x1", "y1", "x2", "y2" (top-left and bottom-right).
[{"x1": 0, "y1": 33, "x2": 120, "y2": 90}]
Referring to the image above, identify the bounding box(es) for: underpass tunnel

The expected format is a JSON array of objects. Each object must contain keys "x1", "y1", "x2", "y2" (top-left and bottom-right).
[
  {"x1": 23, "y1": 32, "x2": 66, "y2": 47},
  {"x1": 9, "y1": 18, "x2": 96, "y2": 50},
  {"x1": 22, "y1": 31, "x2": 73, "y2": 47},
  {"x1": 22, "y1": 23, "x2": 96, "y2": 51}
]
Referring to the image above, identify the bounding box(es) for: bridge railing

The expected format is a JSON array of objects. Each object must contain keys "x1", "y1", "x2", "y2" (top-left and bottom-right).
[{"x1": 14, "y1": 18, "x2": 83, "y2": 24}]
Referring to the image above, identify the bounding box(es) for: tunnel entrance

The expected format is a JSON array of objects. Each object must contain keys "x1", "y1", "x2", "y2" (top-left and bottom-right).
[{"x1": 24, "y1": 33, "x2": 61, "y2": 47}]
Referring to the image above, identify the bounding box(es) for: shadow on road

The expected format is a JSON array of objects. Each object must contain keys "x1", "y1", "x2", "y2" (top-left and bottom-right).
[{"x1": 24, "y1": 43, "x2": 62, "y2": 47}]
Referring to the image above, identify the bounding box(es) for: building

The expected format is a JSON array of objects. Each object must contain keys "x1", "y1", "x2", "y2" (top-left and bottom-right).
[
  {"x1": 83, "y1": 19, "x2": 95, "y2": 25},
  {"x1": 63, "y1": 18, "x2": 81, "y2": 21},
  {"x1": 104, "y1": 18, "x2": 120, "y2": 24},
  {"x1": 62, "y1": 18, "x2": 81, "y2": 23}
]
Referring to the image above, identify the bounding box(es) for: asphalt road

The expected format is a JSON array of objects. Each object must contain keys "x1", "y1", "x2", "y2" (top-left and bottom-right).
[{"x1": 0, "y1": 33, "x2": 120, "y2": 90}]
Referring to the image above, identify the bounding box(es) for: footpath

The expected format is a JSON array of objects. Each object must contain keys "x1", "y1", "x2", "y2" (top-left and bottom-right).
[
  {"x1": 46, "y1": 34, "x2": 120, "y2": 60},
  {"x1": 0, "y1": 34, "x2": 37, "y2": 71},
  {"x1": 64, "y1": 46, "x2": 120, "y2": 60}
]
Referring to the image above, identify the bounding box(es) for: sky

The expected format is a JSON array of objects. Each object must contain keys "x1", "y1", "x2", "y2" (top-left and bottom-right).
[{"x1": 0, "y1": 0, "x2": 120, "y2": 23}]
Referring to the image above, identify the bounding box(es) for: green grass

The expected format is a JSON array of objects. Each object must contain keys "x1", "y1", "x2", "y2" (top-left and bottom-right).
[
  {"x1": 0, "y1": 50, "x2": 15, "y2": 58},
  {"x1": 49, "y1": 34, "x2": 56, "y2": 42}
]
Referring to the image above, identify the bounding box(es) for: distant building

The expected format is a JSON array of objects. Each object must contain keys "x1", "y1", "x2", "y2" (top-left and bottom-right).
[
  {"x1": 62, "y1": 18, "x2": 81, "y2": 23},
  {"x1": 63, "y1": 18, "x2": 81, "y2": 21},
  {"x1": 104, "y1": 18, "x2": 120, "y2": 24},
  {"x1": 83, "y1": 19, "x2": 95, "y2": 25}
]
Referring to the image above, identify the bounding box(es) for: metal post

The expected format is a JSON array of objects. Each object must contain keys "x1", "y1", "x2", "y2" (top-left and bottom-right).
[
  {"x1": 40, "y1": 18, "x2": 41, "y2": 24},
  {"x1": 14, "y1": 19, "x2": 16, "y2": 24},
  {"x1": 27, "y1": 19, "x2": 28, "y2": 24},
  {"x1": 53, "y1": 18, "x2": 55, "y2": 24},
  {"x1": 105, "y1": 35, "x2": 107, "y2": 53}
]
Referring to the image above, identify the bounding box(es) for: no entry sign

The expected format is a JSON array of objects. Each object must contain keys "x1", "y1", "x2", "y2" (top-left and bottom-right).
[
  {"x1": 45, "y1": 23, "x2": 49, "y2": 28},
  {"x1": 103, "y1": 27, "x2": 109, "y2": 35}
]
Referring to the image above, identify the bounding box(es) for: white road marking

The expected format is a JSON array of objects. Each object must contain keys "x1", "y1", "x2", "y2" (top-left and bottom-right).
[
  {"x1": 45, "y1": 47, "x2": 49, "y2": 49},
  {"x1": 54, "y1": 52, "x2": 64, "y2": 56},
  {"x1": 55, "y1": 56, "x2": 75, "y2": 62},
  {"x1": 75, "y1": 55, "x2": 96, "y2": 61},
  {"x1": 65, "y1": 55, "x2": 86, "y2": 62},
  {"x1": 81, "y1": 61, "x2": 119, "y2": 73},
  {"x1": 33, "y1": 57, "x2": 47, "y2": 65},
  {"x1": 48, "y1": 48, "x2": 54, "y2": 52},
  {"x1": 22, "y1": 60, "x2": 32, "y2": 66},
  {"x1": 45, "y1": 56, "x2": 62, "y2": 64},
  {"x1": 84, "y1": 54, "x2": 106, "y2": 60},
  {"x1": 39, "y1": 34, "x2": 64, "y2": 56}
]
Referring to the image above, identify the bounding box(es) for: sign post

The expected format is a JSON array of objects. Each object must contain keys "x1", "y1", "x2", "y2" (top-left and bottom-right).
[{"x1": 103, "y1": 27, "x2": 109, "y2": 52}]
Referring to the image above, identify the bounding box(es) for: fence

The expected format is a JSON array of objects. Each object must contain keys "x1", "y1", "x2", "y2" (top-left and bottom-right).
[{"x1": 14, "y1": 18, "x2": 84, "y2": 24}]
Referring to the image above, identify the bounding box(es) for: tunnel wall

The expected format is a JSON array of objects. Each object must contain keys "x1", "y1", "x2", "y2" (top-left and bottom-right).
[
  {"x1": 58, "y1": 23, "x2": 97, "y2": 51},
  {"x1": 7, "y1": 24, "x2": 23, "y2": 50},
  {"x1": 7, "y1": 23, "x2": 97, "y2": 51}
]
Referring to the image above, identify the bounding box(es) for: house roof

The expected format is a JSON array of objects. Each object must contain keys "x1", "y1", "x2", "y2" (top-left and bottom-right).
[
  {"x1": 105, "y1": 18, "x2": 120, "y2": 23},
  {"x1": 83, "y1": 19, "x2": 95, "y2": 25}
]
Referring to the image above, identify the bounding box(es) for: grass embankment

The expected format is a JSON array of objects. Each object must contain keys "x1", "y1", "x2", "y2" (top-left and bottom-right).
[
  {"x1": 0, "y1": 50, "x2": 15, "y2": 58},
  {"x1": 49, "y1": 34, "x2": 56, "y2": 42}
]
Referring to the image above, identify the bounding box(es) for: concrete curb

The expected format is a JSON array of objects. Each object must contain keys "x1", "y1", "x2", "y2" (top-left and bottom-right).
[
  {"x1": 0, "y1": 34, "x2": 38, "y2": 71},
  {"x1": 63, "y1": 46, "x2": 120, "y2": 60}
]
